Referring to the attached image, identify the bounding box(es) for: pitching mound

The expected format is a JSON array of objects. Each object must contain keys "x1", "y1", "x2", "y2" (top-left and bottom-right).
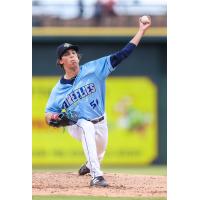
[{"x1": 32, "y1": 172, "x2": 166, "y2": 197}]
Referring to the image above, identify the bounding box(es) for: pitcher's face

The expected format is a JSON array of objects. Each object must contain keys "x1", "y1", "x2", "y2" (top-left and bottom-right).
[{"x1": 59, "y1": 49, "x2": 80, "y2": 72}]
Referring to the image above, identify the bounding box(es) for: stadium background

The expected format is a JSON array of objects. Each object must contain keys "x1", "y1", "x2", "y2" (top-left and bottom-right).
[{"x1": 32, "y1": 0, "x2": 166, "y2": 168}]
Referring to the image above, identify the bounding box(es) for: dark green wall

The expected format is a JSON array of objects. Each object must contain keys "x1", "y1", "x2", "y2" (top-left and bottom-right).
[{"x1": 32, "y1": 36, "x2": 167, "y2": 164}]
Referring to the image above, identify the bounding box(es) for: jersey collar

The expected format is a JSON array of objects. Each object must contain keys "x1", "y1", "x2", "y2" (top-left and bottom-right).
[{"x1": 60, "y1": 76, "x2": 76, "y2": 85}]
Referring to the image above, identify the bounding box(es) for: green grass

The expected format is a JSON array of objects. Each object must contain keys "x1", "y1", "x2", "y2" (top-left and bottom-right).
[
  {"x1": 104, "y1": 165, "x2": 167, "y2": 176},
  {"x1": 32, "y1": 196, "x2": 166, "y2": 200},
  {"x1": 33, "y1": 165, "x2": 167, "y2": 176}
]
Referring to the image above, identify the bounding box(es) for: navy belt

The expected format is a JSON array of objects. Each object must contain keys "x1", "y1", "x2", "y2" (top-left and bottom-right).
[{"x1": 90, "y1": 116, "x2": 104, "y2": 124}]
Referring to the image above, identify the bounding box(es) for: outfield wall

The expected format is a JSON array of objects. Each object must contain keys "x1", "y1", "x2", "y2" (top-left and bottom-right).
[{"x1": 32, "y1": 30, "x2": 166, "y2": 165}]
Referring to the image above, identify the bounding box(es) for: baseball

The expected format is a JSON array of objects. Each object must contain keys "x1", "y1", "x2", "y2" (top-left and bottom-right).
[{"x1": 140, "y1": 16, "x2": 150, "y2": 24}]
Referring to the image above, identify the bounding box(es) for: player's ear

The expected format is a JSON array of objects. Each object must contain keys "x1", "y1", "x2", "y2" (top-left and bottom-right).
[
  {"x1": 56, "y1": 59, "x2": 63, "y2": 69},
  {"x1": 78, "y1": 53, "x2": 82, "y2": 60},
  {"x1": 59, "y1": 58, "x2": 64, "y2": 65}
]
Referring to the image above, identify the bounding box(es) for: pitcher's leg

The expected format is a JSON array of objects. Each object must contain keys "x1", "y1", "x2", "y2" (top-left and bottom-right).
[
  {"x1": 95, "y1": 119, "x2": 108, "y2": 162},
  {"x1": 66, "y1": 124, "x2": 82, "y2": 141},
  {"x1": 77, "y1": 119, "x2": 103, "y2": 178},
  {"x1": 66, "y1": 125, "x2": 90, "y2": 176}
]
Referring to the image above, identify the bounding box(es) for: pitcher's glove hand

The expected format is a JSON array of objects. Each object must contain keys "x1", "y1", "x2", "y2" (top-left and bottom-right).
[{"x1": 48, "y1": 112, "x2": 76, "y2": 127}]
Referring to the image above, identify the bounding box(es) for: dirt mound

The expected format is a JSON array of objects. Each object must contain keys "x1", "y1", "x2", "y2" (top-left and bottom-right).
[{"x1": 32, "y1": 172, "x2": 166, "y2": 197}]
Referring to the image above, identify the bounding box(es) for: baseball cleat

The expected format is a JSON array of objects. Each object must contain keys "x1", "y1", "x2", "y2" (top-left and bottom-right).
[
  {"x1": 78, "y1": 164, "x2": 90, "y2": 176},
  {"x1": 90, "y1": 176, "x2": 108, "y2": 187}
]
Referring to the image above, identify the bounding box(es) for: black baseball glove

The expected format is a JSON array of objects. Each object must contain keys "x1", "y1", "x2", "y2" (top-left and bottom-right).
[{"x1": 48, "y1": 111, "x2": 77, "y2": 127}]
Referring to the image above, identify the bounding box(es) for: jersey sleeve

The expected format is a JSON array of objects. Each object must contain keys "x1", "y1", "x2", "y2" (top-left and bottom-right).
[
  {"x1": 85, "y1": 55, "x2": 115, "y2": 79},
  {"x1": 110, "y1": 43, "x2": 136, "y2": 68},
  {"x1": 45, "y1": 89, "x2": 61, "y2": 113}
]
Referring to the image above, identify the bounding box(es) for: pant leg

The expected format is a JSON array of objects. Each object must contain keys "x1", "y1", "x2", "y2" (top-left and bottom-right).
[
  {"x1": 66, "y1": 124, "x2": 82, "y2": 141},
  {"x1": 76, "y1": 119, "x2": 103, "y2": 178},
  {"x1": 94, "y1": 118, "x2": 108, "y2": 162}
]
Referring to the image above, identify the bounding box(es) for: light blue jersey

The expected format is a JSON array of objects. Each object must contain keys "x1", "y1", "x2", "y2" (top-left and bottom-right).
[{"x1": 45, "y1": 55, "x2": 115, "y2": 120}]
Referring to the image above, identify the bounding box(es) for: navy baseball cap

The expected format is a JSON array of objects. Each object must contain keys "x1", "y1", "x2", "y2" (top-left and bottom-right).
[{"x1": 56, "y1": 43, "x2": 79, "y2": 59}]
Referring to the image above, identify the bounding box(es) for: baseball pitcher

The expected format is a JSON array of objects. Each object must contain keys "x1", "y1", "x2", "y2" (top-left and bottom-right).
[{"x1": 45, "y1": 17, "x2": 151, "y2": 187}]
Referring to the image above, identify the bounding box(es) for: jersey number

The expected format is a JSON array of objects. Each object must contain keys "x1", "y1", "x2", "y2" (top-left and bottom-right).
[{"x1": 90, "y1": 99, "x2": 99, "y2": 109}]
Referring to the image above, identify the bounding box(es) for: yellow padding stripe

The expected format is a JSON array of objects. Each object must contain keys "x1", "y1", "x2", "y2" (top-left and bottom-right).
[{"x1": 32, "y1": 27, "x2": 166, "y2": 37}]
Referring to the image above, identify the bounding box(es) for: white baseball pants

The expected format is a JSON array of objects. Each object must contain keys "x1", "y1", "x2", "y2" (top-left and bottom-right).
[{"x1": 66, "y1": 115, "x2": 108, "y2": 178}]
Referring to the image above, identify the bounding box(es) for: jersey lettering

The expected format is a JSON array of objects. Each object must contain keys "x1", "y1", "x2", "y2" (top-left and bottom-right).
[
  {"x1": 70, "y1": 92, "x2": 78, "y2": 102},
  {"x1": 63, "y1": 83, "x2": 96, "y2": 109},
  {"x1": 66, "y1": 95, "x2": 73, "y2": 105},
  {"x1": 74, "y1": 89, "x2": 82, "y2": 99},
  {"x1": 63, "y1": 100, "x2": 69, "y2": 108},
  {"x1": 80, "y1": 87, "x2": 87, "y2": 97},
  {"x1": 86, "y1": 83, "x2": 96, "y2": 94}
]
